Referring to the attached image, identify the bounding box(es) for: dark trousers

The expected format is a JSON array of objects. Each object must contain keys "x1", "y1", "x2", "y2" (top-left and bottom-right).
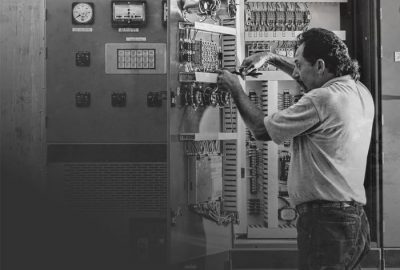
[{"x1": 296, "y1": 201, "x2": 370, "y2": 270}]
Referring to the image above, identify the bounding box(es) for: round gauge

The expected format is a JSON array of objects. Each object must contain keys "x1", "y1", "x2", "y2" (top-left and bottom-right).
[{"x1": 72, "y1": 2, "x2": 94, "y2": 25}]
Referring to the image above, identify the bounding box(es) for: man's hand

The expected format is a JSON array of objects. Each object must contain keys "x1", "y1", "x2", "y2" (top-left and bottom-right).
[
  {"x1": 240, "y1": 51, "x2": 272, "y2": 74},
  {"x1": 217, "y1": 70, "x2": 242, "y2": 93}
]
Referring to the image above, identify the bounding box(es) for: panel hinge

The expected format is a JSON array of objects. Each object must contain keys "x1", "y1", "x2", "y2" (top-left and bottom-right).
[
  {"x1": 45, "y1": 47, "x2": 48, "y2": 60},
  {"x1": 380, "y1": 8, "x2": 382, "y2": 21}
]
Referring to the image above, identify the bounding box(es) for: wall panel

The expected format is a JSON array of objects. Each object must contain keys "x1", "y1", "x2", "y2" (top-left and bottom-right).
[{"x1": 0, "y1": 1, "x2": 46, "y2": 269}]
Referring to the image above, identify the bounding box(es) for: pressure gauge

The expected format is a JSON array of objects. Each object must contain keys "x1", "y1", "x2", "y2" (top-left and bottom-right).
[{"x1": 72, "y1": 2, "x2": 95, "y2": 25}]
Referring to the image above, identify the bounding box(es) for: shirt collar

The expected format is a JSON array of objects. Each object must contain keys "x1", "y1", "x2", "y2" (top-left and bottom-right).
[{"x1": 321, "y1": 75, "x2": 353, "y2": 88}]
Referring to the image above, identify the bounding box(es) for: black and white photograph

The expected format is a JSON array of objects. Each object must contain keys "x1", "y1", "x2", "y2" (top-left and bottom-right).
[{"x1": 0, "y1": 0, "x2": 398, "y2": 269}]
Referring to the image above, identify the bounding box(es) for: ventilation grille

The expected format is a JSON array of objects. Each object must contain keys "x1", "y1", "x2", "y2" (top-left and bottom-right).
[{"x1": 64, "y1": 163, "x2": 167, "y2": 215}]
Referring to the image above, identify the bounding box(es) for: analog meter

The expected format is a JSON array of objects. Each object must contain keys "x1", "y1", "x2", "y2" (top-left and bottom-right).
[
  {"x1": 72, "y1": 2, "x2": 95, "y2": 25},
  {"x1": 111, "y1": 1, "x2": 147, "y2": 28}
]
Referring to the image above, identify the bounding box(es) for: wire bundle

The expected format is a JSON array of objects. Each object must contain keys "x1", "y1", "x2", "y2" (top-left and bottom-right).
[{"x1": 190, "y1": 200, "x2": 236, "y2": 225}]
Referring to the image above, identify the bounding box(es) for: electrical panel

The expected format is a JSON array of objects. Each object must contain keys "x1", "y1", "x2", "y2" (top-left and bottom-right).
[
  {"x1": 168, "y1": 0, "x2": 239, "y2": 265},
  {"x1": 47, "y1": 0, "x2": 167, "y2": 143},
  {"x1": 172, "y1": 17, "x2": 239, "y2": 224},
  {"x1": 46, "y1": 0, "x2": 168, "y2": 268}
]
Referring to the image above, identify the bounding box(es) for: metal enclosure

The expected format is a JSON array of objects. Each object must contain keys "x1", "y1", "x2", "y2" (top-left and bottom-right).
[
  {"x1": 168, "y1": 1, "x2": 237, "y2": 266},
  {"x1": 169, "y1": 0, "x2": 381, "y2": 269},
  {"x1": 167, "y1": 0, "x2": 383, "y2": 269},
  {"x1": 46, "y1": 0, "x2": 167, "y2": 143},
  {"x1": 46, "y1": 0, "x2": 168, "y2": 269}
]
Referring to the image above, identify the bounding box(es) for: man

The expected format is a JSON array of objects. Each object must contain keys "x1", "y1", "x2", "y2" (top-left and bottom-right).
[{"x1": 217, "y1": 28, "x2": 374, "y2": 269}]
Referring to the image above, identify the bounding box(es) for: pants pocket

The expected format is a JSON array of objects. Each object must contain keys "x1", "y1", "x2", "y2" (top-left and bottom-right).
[{"x1": 310, "y1": 217, "x2": 359, "y2": 268}]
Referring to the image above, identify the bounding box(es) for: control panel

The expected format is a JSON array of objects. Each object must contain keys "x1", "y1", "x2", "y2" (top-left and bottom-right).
[{"x1": 47, "y1": 0, "x2": 167, "y2": 143}]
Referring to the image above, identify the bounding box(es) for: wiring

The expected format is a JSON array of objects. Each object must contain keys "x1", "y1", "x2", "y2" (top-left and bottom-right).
[{"x1": 190, "y1": 200, "x2": 236, "y2": 225}]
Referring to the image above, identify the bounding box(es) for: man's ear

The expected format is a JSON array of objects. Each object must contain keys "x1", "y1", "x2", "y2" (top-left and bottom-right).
[{"x1": 315, "y1": 59, "x2": 326, "y2": 75}]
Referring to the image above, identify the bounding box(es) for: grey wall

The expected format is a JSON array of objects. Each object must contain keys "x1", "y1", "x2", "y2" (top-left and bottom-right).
[
  {"x1": 381, "y1": 0, "x2": 400, "y2": 247},
  {"x1": 0, "y1": 1, "x2": 49, "y2": 269},
  {"x1": 0, "y1": 1, "x2": 46, "y2": 190}
]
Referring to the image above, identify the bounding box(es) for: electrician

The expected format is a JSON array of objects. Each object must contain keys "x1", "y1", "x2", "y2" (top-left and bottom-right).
[{"x1": 217, "y1": 28, "x2": 374, "y2": 269}]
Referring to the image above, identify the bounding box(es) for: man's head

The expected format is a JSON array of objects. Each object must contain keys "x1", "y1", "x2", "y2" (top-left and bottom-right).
[{"x1": 292, "y1": 28, "x2": 359, "y2": 92}]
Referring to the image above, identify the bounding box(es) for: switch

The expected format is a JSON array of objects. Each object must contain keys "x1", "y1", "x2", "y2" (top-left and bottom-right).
[
  {"x1": 147, "y1": 92, "x2": 162, "y2": 107},
  {"x1": 111, "y1": 92, "x2": 127, "y2": 107},
  {"x1": 75, "y1": 92, "x2": 91, "y2": 107},
  {"x1": 75, "y1": 51, "x2": 91, "y2": 66},
  {"x1": 395, "y1": 51, "x2": 400, "y2": 62}
]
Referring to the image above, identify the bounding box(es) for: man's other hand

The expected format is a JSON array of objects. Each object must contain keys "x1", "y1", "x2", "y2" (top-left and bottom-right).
[
  {"x1": 217, "y1": 70, "x2": 241, "y2": 93},
  {"x1": 240, "y1": 52, "x2": 271, "y2": 74}
]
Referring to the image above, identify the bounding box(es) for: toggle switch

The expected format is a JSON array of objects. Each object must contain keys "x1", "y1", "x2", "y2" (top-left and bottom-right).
[
  {"x1": 75, "y1": 92, "x2": 91, "y2": 107},
  {"x1": 111, "y1": 92, "x2": 127, "y2": 107}
]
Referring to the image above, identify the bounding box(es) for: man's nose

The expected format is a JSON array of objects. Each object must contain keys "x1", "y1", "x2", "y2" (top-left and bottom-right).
[{"x1": 292, "y1": 69, "x2": 299, "y2": 79}]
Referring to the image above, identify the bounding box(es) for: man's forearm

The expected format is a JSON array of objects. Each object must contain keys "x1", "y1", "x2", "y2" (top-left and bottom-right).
[{"x1": 268, "y1": 53, "x2": 295, "y2": 76}]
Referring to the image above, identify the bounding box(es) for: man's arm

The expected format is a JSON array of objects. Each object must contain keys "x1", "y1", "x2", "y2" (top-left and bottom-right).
[
  {"x1": 217, "y1": 70, "x2": 271, "y2": 141},
  {"x1": 240, "y1": 51, "x2": 295, "y2": 78},
  {"x1": 268, "y1": 53, "x2": 295, "y2": 77}
]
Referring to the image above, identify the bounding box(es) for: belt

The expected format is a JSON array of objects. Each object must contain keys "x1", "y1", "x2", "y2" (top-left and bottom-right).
[{"x1": 296, "y1": 200, "x2": 364, "y2": 215}]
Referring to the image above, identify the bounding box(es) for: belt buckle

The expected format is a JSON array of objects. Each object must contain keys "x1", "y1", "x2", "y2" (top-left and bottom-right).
[{"x1": 343, "y1": 202, "x2": 351, "y2": 208}]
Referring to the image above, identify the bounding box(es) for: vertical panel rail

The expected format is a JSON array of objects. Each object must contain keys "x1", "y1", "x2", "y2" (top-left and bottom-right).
[
  {"x1": 222, "y1": 19, "x2": 238, "y2": 214},
  {"x1": 261, "y1": 81, "x2": 269, "y2": 226}
]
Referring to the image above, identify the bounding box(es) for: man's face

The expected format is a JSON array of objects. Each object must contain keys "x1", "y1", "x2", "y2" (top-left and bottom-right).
[{"x1": 292, "y1": 43, "x2": 319, "y2": 92}]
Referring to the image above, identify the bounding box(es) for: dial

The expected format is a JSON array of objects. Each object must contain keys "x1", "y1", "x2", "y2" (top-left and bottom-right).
[{"x1": 72, "y1": 2, "x2": 94, "y2": 25}]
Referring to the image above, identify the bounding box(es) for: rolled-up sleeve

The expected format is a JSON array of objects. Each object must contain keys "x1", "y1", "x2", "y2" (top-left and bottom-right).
[{"x1": 264, "y1": 96, "x2": 320, "y2": 145}]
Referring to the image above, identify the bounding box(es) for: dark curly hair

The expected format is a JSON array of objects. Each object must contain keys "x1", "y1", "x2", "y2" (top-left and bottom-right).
[{"x1": 297, "y1": 28, "x2": 360, "y2": 80}]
